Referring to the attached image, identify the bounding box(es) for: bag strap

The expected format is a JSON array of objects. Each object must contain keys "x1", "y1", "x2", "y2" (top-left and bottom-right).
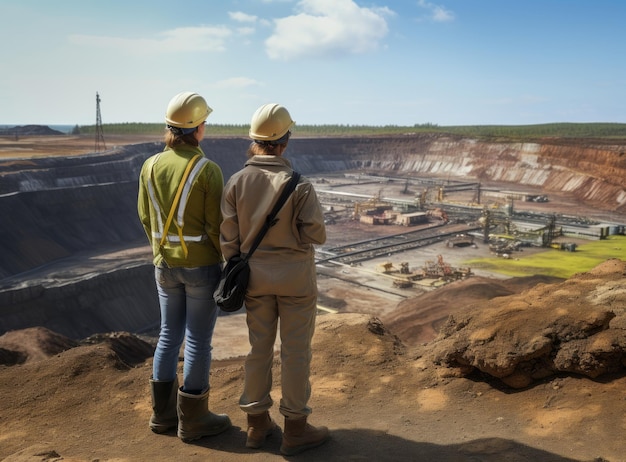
[{"x1": 244, "y1": 170, "x2": 301, "y2": 261}]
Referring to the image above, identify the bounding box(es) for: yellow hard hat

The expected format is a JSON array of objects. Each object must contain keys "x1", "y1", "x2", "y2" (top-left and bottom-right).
[
  {"x1": 165, "y1": 92, "x2": 212, "y2": 129},
  {"x1": 249, "y1": 103, "x2": 295, "y2": 141}
]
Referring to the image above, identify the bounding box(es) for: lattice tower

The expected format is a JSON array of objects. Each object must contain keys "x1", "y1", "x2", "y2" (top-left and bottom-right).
[{"x1": 95, "y1": 92, "x2": 106, "y2": 152}]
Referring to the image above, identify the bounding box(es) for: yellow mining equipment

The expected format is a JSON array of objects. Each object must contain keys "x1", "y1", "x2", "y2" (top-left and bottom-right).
[
  {"x1": 353, "y1": 190, "x2": 391, "y2": 219},
  {"x1": 377, "y1": 261, "x2": 420, "y2": 289}
]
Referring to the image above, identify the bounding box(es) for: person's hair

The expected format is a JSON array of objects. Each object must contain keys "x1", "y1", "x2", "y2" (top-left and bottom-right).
[
  {"x1": 164, "y1": 127, "x2": 199, "y2": 148},
  {"x1": 246, "y1": 139, "x2": 289, "y2": 158}
]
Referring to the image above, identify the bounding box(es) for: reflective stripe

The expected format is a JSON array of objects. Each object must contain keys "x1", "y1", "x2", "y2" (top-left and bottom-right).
[
  {"x1": 152, "y1": 232, "x2": 207, "y2": 242},
  {"x1": 146, "y1": 154, "x2": 164, "y2": 234},
  {"x1": 177, "y1": 157, "x2": 210, "y2": 228},
  {"x1": 147, "y1": 179, "x2": 164, "y2": 233}
]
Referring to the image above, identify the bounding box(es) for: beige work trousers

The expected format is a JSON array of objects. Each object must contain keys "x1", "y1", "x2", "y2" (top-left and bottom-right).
[{"x1": 239, "y1": 257, "x2": 318, "y2": 419}]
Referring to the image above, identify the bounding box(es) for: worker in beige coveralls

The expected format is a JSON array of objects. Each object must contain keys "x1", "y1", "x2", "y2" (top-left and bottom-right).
[{"x1": 219, "y1": 103, "x2": 329, "y2": 456}]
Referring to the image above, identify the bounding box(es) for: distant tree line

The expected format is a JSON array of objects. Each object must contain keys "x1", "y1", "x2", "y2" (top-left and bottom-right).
[{"x1": 75, "y1": 122, "x2": 626, "y2": 140}]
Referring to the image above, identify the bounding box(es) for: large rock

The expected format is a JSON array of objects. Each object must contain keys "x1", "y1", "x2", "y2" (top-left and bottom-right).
[{"x1": 428, "y1": 258, "x2": 626, "y2": 388}]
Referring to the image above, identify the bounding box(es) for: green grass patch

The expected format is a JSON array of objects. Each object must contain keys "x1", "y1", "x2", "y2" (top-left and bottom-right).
[{"x1": 463, "y1": 235, "x2": 626, "y2": 279}]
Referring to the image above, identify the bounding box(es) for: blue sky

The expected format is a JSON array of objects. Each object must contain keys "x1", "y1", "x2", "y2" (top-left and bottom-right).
[{"x1": 1, "y1": 0, "x2": 625, "y2": 127}]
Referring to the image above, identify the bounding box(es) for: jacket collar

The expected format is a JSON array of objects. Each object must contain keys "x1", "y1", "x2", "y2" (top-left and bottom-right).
[
  {"x1": 165, "y1": 144, "x2": 204, "y2": 159},
  {"x1": 245, "y1": 155, "x2": 292, "y2": 169}
]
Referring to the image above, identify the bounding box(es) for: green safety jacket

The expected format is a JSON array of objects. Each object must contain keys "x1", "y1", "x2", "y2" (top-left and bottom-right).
[{"x1": 137, "y1": 144, "x2": 224, "y2": 268}]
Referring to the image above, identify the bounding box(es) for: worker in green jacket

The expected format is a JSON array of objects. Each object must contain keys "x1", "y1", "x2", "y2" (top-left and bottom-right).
[{"x1": 137, "y1": 91, "x2": 230, "y2": 442}]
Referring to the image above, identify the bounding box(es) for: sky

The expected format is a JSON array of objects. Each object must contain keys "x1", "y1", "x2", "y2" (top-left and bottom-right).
[{"x1": 1, "y1": 0, "x2": 625, "y2": 127}]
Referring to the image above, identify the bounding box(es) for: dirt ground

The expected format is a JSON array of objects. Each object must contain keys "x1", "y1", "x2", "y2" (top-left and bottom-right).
[
  {"x1": 0, "y1": 133, "x2": 163, "y2": 158},
  {"x1": 1, "y1": 134, "x2": 625, "y2": 461},
  {"x1": 2, "y1": 245, "x2": 624, "y2": 462},
  {"x1": 2, "y1": 266, "x2": 625, "y2": 462}
]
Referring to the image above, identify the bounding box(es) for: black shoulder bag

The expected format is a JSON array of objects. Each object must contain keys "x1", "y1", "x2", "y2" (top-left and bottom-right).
[{"x1": 214, "y1": 171, "x2": 301, "y2": 312}]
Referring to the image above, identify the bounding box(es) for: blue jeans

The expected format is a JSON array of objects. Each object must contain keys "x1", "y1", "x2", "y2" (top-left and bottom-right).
[{"x1": 152, "y1": 264, "x2": 220, "y2": 393}]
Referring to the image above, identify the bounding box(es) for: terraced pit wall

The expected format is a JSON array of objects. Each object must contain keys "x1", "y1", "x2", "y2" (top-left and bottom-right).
[{"x1": 0, "y1": 134, "x2": 624, "y2": 338}]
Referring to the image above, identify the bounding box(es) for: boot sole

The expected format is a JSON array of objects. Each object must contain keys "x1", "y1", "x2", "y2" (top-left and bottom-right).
[
  {"x1": 150, "y1": 425, "x2": 177, "y2": 434},
  {"x1": 149, "y1": 419, "x2": 178, "y2": 434},
  {"x1": 178, "y1": 423, "x2": 232, "y2": 443},
  {"x1": 280, "y1": 436, "x2": 329, "y2": 456}
]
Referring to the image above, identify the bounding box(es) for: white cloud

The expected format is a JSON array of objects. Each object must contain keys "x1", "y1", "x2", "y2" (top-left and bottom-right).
[
  {"x1": 265, "y1": 0, "x2": 391, "y2": 60},
  {"x1": 417, "y1": 0, "x2": 454, "y2": 22},
  {"x1": 229, "y1": 11, "x2": 258, "y2": 23},
  {"x1": 69, "y1": 26, "x2": 232, "y2": 54}
]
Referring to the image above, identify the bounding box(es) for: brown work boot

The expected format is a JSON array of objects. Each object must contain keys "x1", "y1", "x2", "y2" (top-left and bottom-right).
[
  {"x1": 177, "y1": 388, "x2": 231, "y2": 442},
  {"x1": 245, "y1": 411, "x2": 277, "y2": 449},
  {"x1": 280, "y1": 416, "x2": 329, "y2": 456}
]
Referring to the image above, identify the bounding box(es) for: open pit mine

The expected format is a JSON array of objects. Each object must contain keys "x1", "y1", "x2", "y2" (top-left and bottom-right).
[{"x1": 0, "y1": 134, "x2": 625, "y2": 339}]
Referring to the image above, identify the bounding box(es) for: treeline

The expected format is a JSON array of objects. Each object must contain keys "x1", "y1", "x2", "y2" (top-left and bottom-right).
[
  {"x1": 438, "y1": 123, "x2": 626, "y2": 139},
  {"x1": 74, "y1": 122, "x2": 626, "y2": 139}
]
